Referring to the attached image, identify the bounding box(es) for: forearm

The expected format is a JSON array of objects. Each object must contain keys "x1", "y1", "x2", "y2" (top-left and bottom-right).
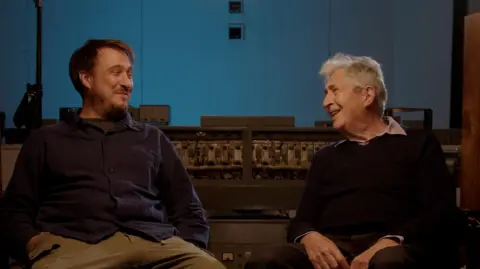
[
  {"x1": 0, "y1": 130, "x2": 44, "y2": 259},
  {"x1": 158, "y1": 133, "x2": 210, "y2": 249},
  {"x1": 164, "y1": 166, "x2": 210, "y2": 248},
  {"x1": 287, "y1": 150, "x2": 327, "y2": 243},
  {"x1": 287, "y1": 220, "x2": 317, "y2": 243},
  {"x1": 395, "y1": 202, "x2": 459, "y2": 243},
  {"x1": 172, "y1": 198, "x2": 210, "y2": 249},
  {"x1": 1, "y1": 198, "x2": 40, "y2": 260}
]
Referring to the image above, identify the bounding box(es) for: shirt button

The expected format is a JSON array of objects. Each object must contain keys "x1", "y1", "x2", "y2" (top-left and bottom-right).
[{"x1": 108, "y1": 168, "x2": 115, "y2": 173}]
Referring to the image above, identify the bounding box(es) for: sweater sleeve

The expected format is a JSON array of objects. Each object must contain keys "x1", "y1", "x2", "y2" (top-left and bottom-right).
[
  {"x1": 395, "y1": 131, "x2": 460, "y2": 243},
  {"x1": 287, "y1": 147, "x2": 329, "y2": 243}
]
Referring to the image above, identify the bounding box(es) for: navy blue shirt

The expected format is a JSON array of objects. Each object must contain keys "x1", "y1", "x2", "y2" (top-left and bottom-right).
[{"x1": 0, "y1": 113, "x2": 209, "y2": 259}]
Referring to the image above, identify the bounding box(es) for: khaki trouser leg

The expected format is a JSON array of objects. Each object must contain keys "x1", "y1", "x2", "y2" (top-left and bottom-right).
[
  {"x1": 125, "y1": 235, "x2": 225, "y2": 269},
  {"x1": 29, "y1": 232, "x2": 225, "y2": 269}
]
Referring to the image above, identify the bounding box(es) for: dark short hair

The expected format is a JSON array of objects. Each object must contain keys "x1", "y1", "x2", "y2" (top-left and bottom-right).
[{"x1": 69, "y1": 39, "x2": 135, "y2": 97}]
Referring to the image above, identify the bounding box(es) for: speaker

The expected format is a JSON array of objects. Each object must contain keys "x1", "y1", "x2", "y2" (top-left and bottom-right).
[{"x1": 59, "y1": 107, "x2": 80, "y2": 123}]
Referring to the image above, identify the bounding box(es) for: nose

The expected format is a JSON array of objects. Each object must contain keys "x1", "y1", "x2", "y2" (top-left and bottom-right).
[
  {"x1": 120, "y1": 73, "x2": 133, "y2": 91},
  {"x1": 322, "y1": 91, "x2": 333, "y2": 109}
]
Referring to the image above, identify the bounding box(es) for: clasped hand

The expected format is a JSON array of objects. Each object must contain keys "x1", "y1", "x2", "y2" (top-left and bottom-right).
[
  {"x1": 301, "y1": 232, "x2": 349, "y2": 269},
  {"x1": 350, "y1": 238, "x2": 399, "y2": 269},
  {"x1": 301, "y1": 232, "x2": 399, "y2": 269}
]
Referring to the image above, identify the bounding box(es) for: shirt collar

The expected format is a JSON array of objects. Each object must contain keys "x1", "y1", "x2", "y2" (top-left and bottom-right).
[
  {"x1": 70, "y1": 109, "x2": 143, "y2": 132},
  {"x1": 334, "y1": 116, "x2": 406, "y2": 147}
]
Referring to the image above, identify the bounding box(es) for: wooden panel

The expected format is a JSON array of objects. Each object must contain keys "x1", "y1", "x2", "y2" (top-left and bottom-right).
[
  {"x1": 461, "y1": 13, "x2": 480, "y2": 210},
  {"x1": 1, "y1": 144, "x2": 21, "y2": 192}
]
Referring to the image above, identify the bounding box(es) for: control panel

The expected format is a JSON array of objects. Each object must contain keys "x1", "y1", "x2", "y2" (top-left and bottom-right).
[{"x1": 208, "y1": 219, "x2": 288, "y2": 269}]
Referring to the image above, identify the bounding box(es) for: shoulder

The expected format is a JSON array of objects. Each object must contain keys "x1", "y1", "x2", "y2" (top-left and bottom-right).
[
  {"x1": 392, "y1": 129, "x2": 445, "y2": 161},
  {"x1": 135, "y1": 121, "x2": 159, "y2": 133},
  {"x1": 133, "y1": 122, "x2": 173, "y2": 147},
  {"x1": 23, "y1": 123, "x2": 67, "y2": 144},
  {"x1": 132, "y1": 121, "x2": 168, "y2": 137},
  {"x1": 16, "y1": 124, "x2": 61, "y2": 154},
  {"x1": 311, "y1": 141, "x2": 341, "y2": 161},
  {"x1": 404, "y1": 129, "x2": 442, "y2": 148},
  {"x1": 29, "y1": 121, "x2": 88, "y2": 140}
]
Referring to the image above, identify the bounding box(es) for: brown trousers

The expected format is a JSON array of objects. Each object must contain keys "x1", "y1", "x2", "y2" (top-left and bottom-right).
[{"x1": 25, "y1": 232, "x2": 225, "y2": 269}]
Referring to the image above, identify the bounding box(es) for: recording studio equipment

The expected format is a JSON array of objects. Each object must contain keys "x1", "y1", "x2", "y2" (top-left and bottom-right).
[
  {"x1": 444, "y1": 145, "x2": 461, "y2": 173},
  {"x1": 384, "y1": 107, "x2": 433, "y2": 130},
  {"x1": 59, "y1": 107, "x2": 80, "y2": 122},
  {"x1": 13, "y1": 0, "x2": 43, "y2": 130},
  {"x1": 0, "y1": 121, "x2": 463, "y2": 269},
  {"x1": 314, "y1": 120, "x2": 332, "y2": 127},
  {"x1": 250, "y1": 128, "x2": 341, "y2": 181},
  {"x1": 160, "y1": 127, "x2": 244, "y2": 181},
  {"x1": 200, "y1": 116, "x2": 295, "y2": 128},
  {"x1": 128, "y1": 105, "x2": 140, "y2": 121},
  {"x1": 139, "y1": 105, "x2": 170, "y2": 125},
  {"x1": 209, "y1": 219, "x2": 288, "y2": 267},
  {"x1": 315, "y1": 108, "x2": 428, "y2": 129},
  {"x1": 152, "y1": 124, "x2": 462, "y2": 212}
]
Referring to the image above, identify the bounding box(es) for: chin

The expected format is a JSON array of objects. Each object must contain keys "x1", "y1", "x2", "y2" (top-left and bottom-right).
[
  {"x1": 332, "y1": 124, "x2": 344, "y2": 131},
  {"x1": 105, "y1": 105, "x2": 128, "y2": 121},
  {"x1": 113, "y1": 101, "x2": 128, "y2": 110},
  {"x1": 331, "y1": 118, "x2": 344, "y2": 130}
]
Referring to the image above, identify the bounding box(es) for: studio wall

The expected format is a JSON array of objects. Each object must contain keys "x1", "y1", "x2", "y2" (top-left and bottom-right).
[
  {"x1": 0, "y1": 0, "x2": 454, "y2": 128},
  {"x1": 469, "y1": 0, "x2": 480, "y2": 14}
]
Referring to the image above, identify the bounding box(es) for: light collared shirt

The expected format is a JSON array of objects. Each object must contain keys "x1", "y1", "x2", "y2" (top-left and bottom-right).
[{"x1": 335, "y1": 116, "x2": 407, "y2": 147}]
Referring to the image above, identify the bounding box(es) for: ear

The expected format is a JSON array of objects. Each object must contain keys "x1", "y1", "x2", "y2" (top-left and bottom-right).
[
  {"x1": 363, "y1": 86, "x2": 376, "y2": 107},
  {"x1": 79, "y1": 71, "x2": 92, "y2": 90}
]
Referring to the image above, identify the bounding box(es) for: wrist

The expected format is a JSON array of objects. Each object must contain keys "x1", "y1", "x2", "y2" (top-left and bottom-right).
[
  {"x1": 377, "y1": 237, "x2": 402, "y2": 248},
  {"x1": 380, "y1": 235, "x2": 403, "y2": 244},
  {"x1": 299, "y1": 231, "x2": 319, "y2": 244},
  {"x1": 26, "y1": 233, "x2": 42, "y2": 253}
]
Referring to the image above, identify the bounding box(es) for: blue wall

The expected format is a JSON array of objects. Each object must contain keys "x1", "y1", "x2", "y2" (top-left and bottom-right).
[{"x1": 0, "y1": 0, "x2": 453, "y2": 128}]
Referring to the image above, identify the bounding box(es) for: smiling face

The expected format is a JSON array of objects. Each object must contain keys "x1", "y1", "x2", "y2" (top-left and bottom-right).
[
  {"x1": 322, "y1": 69, "x2": 375, "y2": 131},
  {"x1": 80, "y1": 47, "x2": 133, "y2": 119}
]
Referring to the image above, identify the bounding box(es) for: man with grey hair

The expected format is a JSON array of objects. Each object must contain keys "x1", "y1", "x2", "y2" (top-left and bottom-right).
[{"x1": 245, "y1": 53, "x2": 459, "y2": 269}]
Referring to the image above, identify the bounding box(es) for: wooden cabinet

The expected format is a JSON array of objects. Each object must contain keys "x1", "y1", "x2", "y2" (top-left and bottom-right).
[{"x1": 1, "y1": 144, "x2": 21, "y2": 192}]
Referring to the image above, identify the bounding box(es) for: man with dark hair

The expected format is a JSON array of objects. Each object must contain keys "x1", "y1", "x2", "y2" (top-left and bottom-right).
[{"x1": 1, "y1": 39, "x2": 225, "y2": 269}]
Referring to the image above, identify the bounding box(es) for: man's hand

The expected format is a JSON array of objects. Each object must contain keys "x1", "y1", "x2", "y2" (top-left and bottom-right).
[
  {"x1": 350, "y1": 238, "x2": 400, "y2": 269},
  {"x1": 300, "y1": 232, "x2": 350, "y2": 269},
  {"x1": 26, "y1": 234, "x2": 41, "y2": 254}
]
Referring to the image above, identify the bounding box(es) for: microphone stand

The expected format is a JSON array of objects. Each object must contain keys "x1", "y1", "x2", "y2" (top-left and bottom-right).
[{"x1": 13, "y1": 0, "x2": 43, "y2": 130}]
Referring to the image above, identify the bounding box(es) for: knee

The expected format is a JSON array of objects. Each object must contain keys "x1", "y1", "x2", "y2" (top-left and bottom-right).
[{"x1": 369, "y1": 247, "x2": 409, "y2": 269}]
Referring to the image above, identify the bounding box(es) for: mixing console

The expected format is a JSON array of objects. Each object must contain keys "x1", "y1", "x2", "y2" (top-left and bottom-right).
[{"x1": 172, "y1": 140, "x2": 243, "y2": 180}]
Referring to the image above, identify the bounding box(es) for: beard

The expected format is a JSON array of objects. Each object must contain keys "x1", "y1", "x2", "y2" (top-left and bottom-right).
[
  {"x1": 104, "y1": 102, "x2": 128, "y2": 122},
  {"x1": 104, "y1": 87, "x2": 130, "y2": 121}
]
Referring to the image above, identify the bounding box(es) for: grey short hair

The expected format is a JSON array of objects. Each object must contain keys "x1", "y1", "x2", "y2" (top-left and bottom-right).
[{"x1": 319, "y1": 53, "x2": 388, "y2": 113}]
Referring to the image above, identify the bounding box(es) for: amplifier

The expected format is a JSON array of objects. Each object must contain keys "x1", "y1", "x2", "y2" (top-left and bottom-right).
[
  {"x1": 201, "y1": 116, "x2": 295, "y2": 128},
  {"x1": 59, "y1": 107, "x2": 80, "y2": 122},
  {"x1": 139, "y1": 105, "x2": 170, "y2": 125},
  {"x1": 208, "y1": 219, "x2": 289, "y2": 269}
]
